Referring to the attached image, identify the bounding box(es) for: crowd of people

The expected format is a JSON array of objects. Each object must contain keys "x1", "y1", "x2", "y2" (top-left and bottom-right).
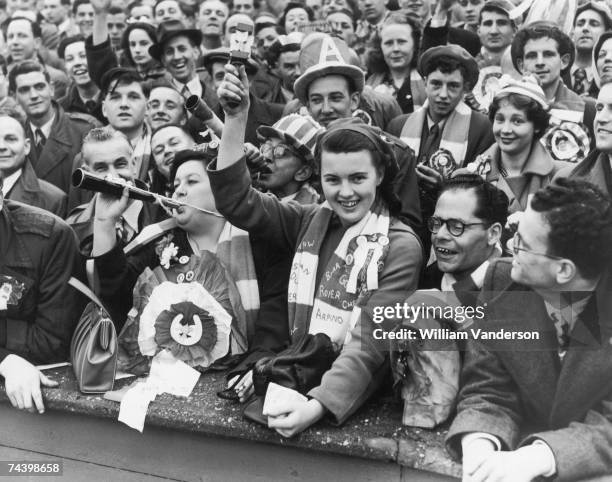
[{"x1": 1, "y1": 0, "x2": 612, "y2": 480}]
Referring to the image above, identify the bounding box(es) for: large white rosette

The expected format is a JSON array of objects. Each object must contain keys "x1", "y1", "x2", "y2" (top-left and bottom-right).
[{"x1": 137, "y1": 282, "x2": 232, "y2": 367}]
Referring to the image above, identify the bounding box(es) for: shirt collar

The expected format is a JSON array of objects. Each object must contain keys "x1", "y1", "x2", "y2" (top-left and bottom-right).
[
  {"x1": 1, "y1": 169, "x2": 22, "y2": 196},
  {"x1": 29, "y1": 112, "x2": 55, "y2": 140},
  {"x1": 173, "y1": 76, "x2": 202, "y2": 98}
]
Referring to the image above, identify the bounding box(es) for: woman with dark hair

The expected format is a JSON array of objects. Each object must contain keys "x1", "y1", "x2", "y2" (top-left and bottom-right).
[
  {"x1": 212, "y1": 64, "x2": 423, "y2": 436},
  {"x1": 366, "y1": 12, "x2": 425, "y2": 114},
  {"x1": 120, "y1": 22, "x2": 167, "y2": 80},
  {"x1": 462, "y1": 77, "x2": 571, "y2": 213},
  {"x1": 280, "y1": 1, "x2": 315, "y2": 33}
]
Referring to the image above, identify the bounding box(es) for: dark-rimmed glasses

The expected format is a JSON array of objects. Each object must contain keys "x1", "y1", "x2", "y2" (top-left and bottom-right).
[
  {"x1": 427, "y1": 216, "x2": 488, "y2": 237},
  {"x1": 509, "y1": 232, "x2": 564, "y2": 260}
]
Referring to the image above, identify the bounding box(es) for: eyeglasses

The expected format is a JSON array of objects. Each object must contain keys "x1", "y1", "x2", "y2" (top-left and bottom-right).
[
  {"x1": 509, "y1": 232, "x2": 564, "y2": 260},
  {"x1": 260, "y1": 142, "x2": 297, "y2": 160},
  {"x1": 427, "y1": 216, "x2": 488, "y2": 237}
]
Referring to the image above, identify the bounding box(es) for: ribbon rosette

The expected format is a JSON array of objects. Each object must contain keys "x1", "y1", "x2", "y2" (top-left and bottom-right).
[
  {"x1": 466, "y1": 156, "x2": 492, "y2": 178},
  {"x1": 137, "y1": 281, "x2": 232, "y2": 368}
]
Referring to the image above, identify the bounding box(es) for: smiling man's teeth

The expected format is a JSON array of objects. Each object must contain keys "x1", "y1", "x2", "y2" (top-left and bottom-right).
[{"x1": 436, "y1": 247, "x2": 454, "y2": 254}]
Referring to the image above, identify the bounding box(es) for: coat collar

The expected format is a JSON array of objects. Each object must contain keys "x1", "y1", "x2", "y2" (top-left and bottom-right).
[{"x1": 482, "y1": 141, "x2": 555, "y2": 181}]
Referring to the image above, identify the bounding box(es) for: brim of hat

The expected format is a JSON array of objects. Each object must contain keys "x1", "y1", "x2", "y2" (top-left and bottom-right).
[
  {"x1": 256, "y1": 125, "x2": 314, "y2": 163},
  {"x1": 149, "y1": 29, "x2": 203, "y2": 60},
  {"x1": 294, "y1": 63, "x2": 365, "y2": 106},
  {"x1": 418, "y1": 52, "x2": 479, "y2": 89}
]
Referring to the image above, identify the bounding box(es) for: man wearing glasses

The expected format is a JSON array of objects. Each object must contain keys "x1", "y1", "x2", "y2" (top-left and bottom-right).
[
  {"x1": 421, "y1": 173, "x2": 508, "y2": 292},
  {"x1": 252, "y1": 114, "x2": 322, "y2": 204},
  {"x1": 446, "y1": 178, "x2": 612, "y2": 481}
]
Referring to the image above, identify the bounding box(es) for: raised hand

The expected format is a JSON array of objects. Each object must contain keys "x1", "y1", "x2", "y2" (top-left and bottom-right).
[{"x1": 217, "y1": 63, "x2": 250, "y2": 119}]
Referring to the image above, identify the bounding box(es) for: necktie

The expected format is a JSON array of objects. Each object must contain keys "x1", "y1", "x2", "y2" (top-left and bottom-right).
[
  {"x1": 420, "y1": 123, "x2": 441, "y2": 165},
  {"x1": 35, "y1": 128, "x2": 46, "y2": 157},
  {"x1": 115, "y1": 218, "x2": 134, "y2": 244},
  {"x1": 550, "y1": 310, "x2": 570, "y2": 359},
  {"x1": 180, "y1": 84, "x2": 191, "y2": 99},
  {"x1": 573, "y1": 68, "x2": 587, "y2": 95}
]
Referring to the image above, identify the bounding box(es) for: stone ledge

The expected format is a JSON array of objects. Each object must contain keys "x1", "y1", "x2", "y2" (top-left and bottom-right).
[{"x1": 0, "y1": 366, "x2": 461, "y2": 479}]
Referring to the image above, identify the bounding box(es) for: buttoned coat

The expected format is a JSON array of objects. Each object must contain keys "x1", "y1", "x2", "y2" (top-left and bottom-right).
[
  {"x1": 6, "y1": 161, "x2": 67, "y2": 218},
  {"x1": 0, "y1": 200, "x2": 82, "y2": 364},
  {"x1": 446, "y1": 259, "x2": 612, "y2": 481},
  {"x1": 25, "y1": 103, "x2": 100, "y2": 194}
]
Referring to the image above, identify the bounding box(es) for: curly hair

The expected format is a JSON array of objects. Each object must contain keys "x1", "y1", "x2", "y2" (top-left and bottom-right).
[
  {"x1": 366, "y1": 11, "x2": 421, "y2": 76},
  {"x1": 511, "y1": 22, "x2": 574, "y2": 72},
  {"x1": 489, "y1": 92, "x2": 551, "y2": 140},
  {"x1": 314, "y1": 127, "x2": 401, "y2": 216},
  {"x1": 531, "y1": 178, "x2": 612, "y2": 279},
  {"x1": 8, "y1": 61, "x2": 51, "y2": 94},
  {"x1": 440, "y1": 173, "x2": 509, "y2": 227}
]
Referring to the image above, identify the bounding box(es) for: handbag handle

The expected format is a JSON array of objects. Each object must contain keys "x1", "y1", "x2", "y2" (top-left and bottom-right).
[{"x1": 68, "y1": 277, "x2": 106, "y2": 310}]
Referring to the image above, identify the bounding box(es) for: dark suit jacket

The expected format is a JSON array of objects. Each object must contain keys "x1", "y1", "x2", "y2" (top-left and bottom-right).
[
  {"x1": 0, "y1": 200, "x2": 83, "y2": 364},
  {"x1": 216, "y1": 94, "x2": 284, "y2": 147},
  {"x1": 25, "y1": 103, "x2": 99, "y2": 194},
  {"x1": 555, "y1": 150, "x2": 612, "y2": 199},
  {"x1": 446, "y1": 259, "x2": 612, "y2": 481},
  {"x1": 6, "y1": 161, "x2": 67, "y2": 218},
  {"x1": 58, "y1": 83, "x2": 106, "y2": 124}
]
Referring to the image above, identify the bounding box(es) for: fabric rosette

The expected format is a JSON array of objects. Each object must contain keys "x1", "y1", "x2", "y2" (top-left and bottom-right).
[
  {"x1": 118, "y1": 251, "x2": 247, "y2": 375},
  {"x1": 541, "y1": 121, "x2": 590, "y2": 163},
  {"x1": 427, "y1": 148, "x2": 458, "y2": 179}
]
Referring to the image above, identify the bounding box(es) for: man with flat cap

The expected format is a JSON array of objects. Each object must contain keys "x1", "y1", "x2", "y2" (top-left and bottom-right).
[{"x1": 388, "y1": 44, "x2": 494, "y2": 225}]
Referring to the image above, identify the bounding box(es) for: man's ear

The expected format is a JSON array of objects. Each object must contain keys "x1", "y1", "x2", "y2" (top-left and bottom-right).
[
  {"x1": 34, "y1": 37, "x2": 42, "y2": 52},
  {"x1": 487, "y1": 222, "x2": 503, "y2": 246},
  {"x1": 294, "y1": 164, "x2": 312, "y2": 183},
  {"x1": 101, "y1": 99, "x2": 108, "y2": 119},
  {"x1": 556, "y1": 258, "x2": 577, "y2": 285},
  {"x1": 24, "y1": 137, "x2": 31, "y2": 156},
  {"x1": 350, "y1": 91, "x2": 360, "y2": 112},
  {"x1": 560, "y1": 52, "x2": 571, "y2": 71},
  {"x1": 516, "y1": 57, "x2": 524, "y2": 74}
]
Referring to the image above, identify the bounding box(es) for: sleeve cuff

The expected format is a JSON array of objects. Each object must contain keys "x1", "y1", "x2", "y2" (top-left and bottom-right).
[
  {"x1": 462, "y1": 432, "x2": 502, "y2": 451},
  {"x1": 531, "y1": 440, "x2": 557, "y2": 477}
]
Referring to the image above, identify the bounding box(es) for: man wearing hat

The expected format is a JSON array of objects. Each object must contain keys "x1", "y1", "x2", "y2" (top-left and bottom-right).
[
  {"x1": 511, "y1": 21, "x2": 596, "y2": 162},
  {"x1": 289, "y1": 34, "x2": 421, "y2": 231},
  {"x1": 288, "y1": 34, "x2": 401, "y2": 132},
  {"x1": 259, "y1": 33, "x2": 303, "y2": 105},
  {"x1": 571, "y1": 1, "x2": 612, "y2": 97},
  {"x1": 202, "y1": 47, "x2": 284, "y2": 146},
  {"x1": 148, "y1": 20, "x2": 220, "y2": 111},
  {"x1": 389, "y1": 45, "x2": 494, "y2": 223},
  {"x1": 254, "y1": 114, "x2": 322, "y2": 203}
]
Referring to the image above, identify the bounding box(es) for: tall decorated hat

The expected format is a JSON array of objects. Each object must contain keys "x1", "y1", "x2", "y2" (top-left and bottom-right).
[{"x1": 293, "y1": 34, "x2": 365, "y2": 105}]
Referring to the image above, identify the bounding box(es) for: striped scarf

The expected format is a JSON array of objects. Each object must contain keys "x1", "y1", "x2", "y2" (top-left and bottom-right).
[
  {"x1": 217, "y1": 223, "x2": 260, "y2": 348},
  {"x1": 400, "y1": 100, "x2": 472, "y2": 166},
  {"x1": 287, "y1": 201, "x2": 390, "y2": 346}
]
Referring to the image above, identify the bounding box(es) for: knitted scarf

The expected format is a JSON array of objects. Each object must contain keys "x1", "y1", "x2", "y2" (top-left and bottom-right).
[
  {"x1": 400, "y1": 100, "x2": 472, "y2": 166},
  {"x1": 287, "y1": 201, "x2": 390, "y2": 346}
]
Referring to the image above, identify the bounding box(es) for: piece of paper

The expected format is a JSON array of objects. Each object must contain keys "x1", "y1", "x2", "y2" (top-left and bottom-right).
[
  {"x1": 118, "y1": 383, "x2": 158, "y2": 432},
  {"x1": 148, "y1": 351, "x2": 200, "y2": 397},
  {"x1": 263, "y1": 383, "x2": 308, "y2": 416},
  {"x1": 36, "y1": 362, "x2": 71, "y2": 370}
]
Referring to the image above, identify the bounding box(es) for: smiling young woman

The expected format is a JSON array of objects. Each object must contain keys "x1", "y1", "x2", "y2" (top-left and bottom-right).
[
  {"x1": 461, "y1": 77, "x2": 573, "y2": 214},
  {"x1": 211, "y1": 63, "x2": 423, "y2": 437}
]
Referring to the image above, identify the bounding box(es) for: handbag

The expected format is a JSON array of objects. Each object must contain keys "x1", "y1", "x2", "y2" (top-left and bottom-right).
[
  {"x1": 242, "y1": 333, "x2": 339, "y2": 425},
  {"x1": 68, "y1": 277, "x2": 118, "y2": 394}
]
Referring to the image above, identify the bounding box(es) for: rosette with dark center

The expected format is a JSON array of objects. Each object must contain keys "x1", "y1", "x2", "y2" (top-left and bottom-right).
[
  {"x1": 428, "y1": 148, "x2": 458, "y2": 178},
  {"x1": 154, "y1": 301, "x2": 217, "y2": 361},
  {"x1": 543, "y1": 122, "x2": 590, "y2": 163}
]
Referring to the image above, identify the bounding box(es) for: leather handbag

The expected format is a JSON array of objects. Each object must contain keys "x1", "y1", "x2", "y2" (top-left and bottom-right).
[
  {"x1": 69, "y1": 278, "x2": 117, "y2": 394},
  {"x1": 243, "y1": 333, "x2": 339, "y2": 425}
]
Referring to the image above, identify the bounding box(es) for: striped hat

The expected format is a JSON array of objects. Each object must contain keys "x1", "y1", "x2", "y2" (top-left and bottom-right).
[
  {"x1": 257, "y1": 114, "x2": 324, "y2": 164},
  {"x1": 494, "y1": 75, "x2": 549, "y2": 110}
]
